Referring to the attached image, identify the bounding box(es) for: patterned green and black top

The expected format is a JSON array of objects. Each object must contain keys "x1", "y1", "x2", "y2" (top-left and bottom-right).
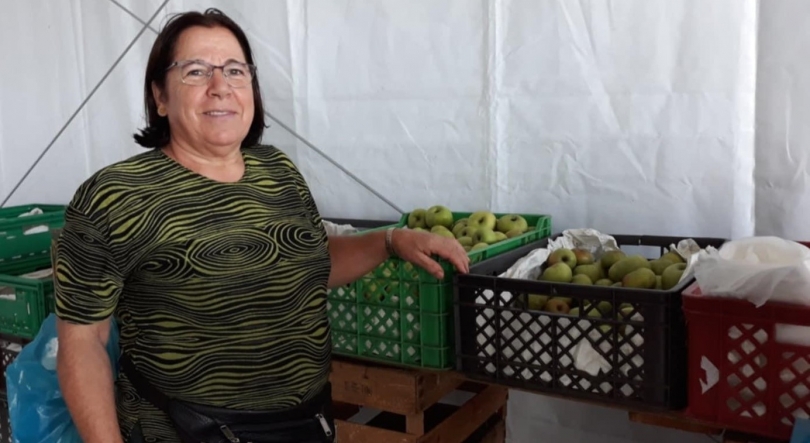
[{"x1": 54, "y1": 145, "x2": 333, "y2": 442}]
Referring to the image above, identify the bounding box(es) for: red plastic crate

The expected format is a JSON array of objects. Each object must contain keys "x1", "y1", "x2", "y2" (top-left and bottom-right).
[{"x1": 683, "y1": 282, "x2": 810, "y2": 440}]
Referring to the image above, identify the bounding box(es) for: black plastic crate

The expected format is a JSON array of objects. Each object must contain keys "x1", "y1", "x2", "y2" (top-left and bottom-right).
[
  {"x1": 454, "y1": 233, "x2": 727, "y2": 411},
  {"x1": 0, "y1": 335, "x2": 27, "y2": 396},
  {"x1": 0, "y1": 395, "x2": 8, "y2": 443}
]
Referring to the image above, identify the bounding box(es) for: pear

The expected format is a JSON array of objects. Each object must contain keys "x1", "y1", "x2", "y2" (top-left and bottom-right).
[
  {"x1": 650, "y1": 258, "x2": 675, "y2": 276},
  {"x1": 622, "y1": 268, "x2": 657, "y2": 289},
  {"x1": 601, "y1": 250, "x2": 627, "y2": 271},
  {"x1": 661, "y1": 263, "x2": 687, "y2": 290},
  {"x1": 571, "y1": 274, "x2": 593, "y2": 285},
  {"x1": 608, "y1": 255, "x2": 651, "y2": 282},
  {"x1": 595, "y1": 278, "x2": 613, "y2": 286},
  {"x1": 493, "y1": 232, "x2": 508, "y2": 242},
  {"x1": 574, "y1": 264, "x2": 604, "y2": 283},
  {"x1": 661, "y1": 251, "x2": 685, "y2": 264},
  {"x1": 527, "y1": 294, "x2": 549, "y2": 310}
]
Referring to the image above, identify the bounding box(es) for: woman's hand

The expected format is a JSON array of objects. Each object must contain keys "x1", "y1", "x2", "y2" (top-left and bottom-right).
[{"x1": 390, "y1": 228, "x2": 470, "y2": 279}]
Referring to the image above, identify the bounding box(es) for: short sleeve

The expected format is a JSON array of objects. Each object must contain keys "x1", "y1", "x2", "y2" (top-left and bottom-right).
[
  {"x1": 265, "y1": 145, "x2": 329, "y2": 240},
  {"x1": 293, "y1": 171, "x2": 327, "y2": 238},
  {"x1": 54, "y1": 205, "x2": 124, "y2": 324}
]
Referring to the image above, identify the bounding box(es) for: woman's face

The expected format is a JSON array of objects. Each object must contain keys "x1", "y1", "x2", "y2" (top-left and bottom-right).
[{"x1": 153, "y1": 25, "x2": 255, "y2": 152}]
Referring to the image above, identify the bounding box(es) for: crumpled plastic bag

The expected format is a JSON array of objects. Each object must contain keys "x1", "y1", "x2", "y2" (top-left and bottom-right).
[
  {"x1": 692, "y1": 236, "x2": 810, "y2": 307},
  {"x1": 5, "y1": 313, "x2": 120, "y2": 443}
]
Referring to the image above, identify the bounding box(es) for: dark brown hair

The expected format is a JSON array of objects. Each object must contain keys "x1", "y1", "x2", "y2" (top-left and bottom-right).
[{"x1": 133, "y1": 8, "x2": 266, "y2": 148}]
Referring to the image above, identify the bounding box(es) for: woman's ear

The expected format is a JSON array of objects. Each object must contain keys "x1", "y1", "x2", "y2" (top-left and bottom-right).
[{"x1": 152, "y1": 82, "x2": 168, "y2": 117}]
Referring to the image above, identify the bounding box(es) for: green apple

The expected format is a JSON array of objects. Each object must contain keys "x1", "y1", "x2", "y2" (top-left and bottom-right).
[
  {"x1": 407, "y1": 208, "x2": 428, "y2": 229},
  {"x1": 431, "y1": 225, "x2": 451, "y2": 234},
  {"x1": 457, "y1": 226, "x2": 478, "y2": 240},
  {"x1": 496, "y1": 214, "x2": 528, "y2": 234},
  {"x1": 471, "y1": 242, "x2": 489, "y2": 251},
  {"x1": 457, "y1": 236, "x2": 474, "y2": 247},
  {"x1": 452, "y1": 220, "x2": 469, "y2": 237},
  {"x1": 467, "y1": 210, "x2": 497, "y2": 231},
  {"x1": 541, "y1": 262, "x2": 573, "y2": 283},
  {"x1": 473, "y1": 227, "x2": 499, "y2": 245},
  {"x1": 412, "y1": 227, "x2": 426, "y2": 232},
  {"x1": 505, "y1": 228, "x2": 525, "y2": 238},
  {"x1": 425, "y1": 205, "x2": 454, "y2": 229},
  {"x1": 431, "y1": 226, "x2": 455, "y2": 239},
  {"x1": 548, "y1": 248, "x2": 577, "y2": 270}
]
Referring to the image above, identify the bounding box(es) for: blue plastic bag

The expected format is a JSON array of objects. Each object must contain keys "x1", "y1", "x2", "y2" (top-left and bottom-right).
[
  {"x1": 4, "y1": 314, "x2": 120, "y2": 443},
  {"x1": 793, "y1": 418, "x2": 810, "y2": 443}
]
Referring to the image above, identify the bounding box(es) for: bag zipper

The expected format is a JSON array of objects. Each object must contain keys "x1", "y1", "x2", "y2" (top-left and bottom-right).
[
  {"x1": 220, "y1": 424, "x2": 241, "y2": 442},
  {"x1": 316, "y1": 413, "x2": 333, "y2": 438}
]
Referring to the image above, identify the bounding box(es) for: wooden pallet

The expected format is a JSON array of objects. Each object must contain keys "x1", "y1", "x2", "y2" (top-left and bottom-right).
[{"x1": 329, "y1": 358, "x2": 508, "y2": 443}]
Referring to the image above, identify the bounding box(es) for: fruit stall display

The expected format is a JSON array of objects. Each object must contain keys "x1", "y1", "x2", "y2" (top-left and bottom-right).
[
  {"x1": 327, "y1": 206, "x2": 552, "y2": 370},
  {"x1": 454, "y1": 233, "x2": 726, "y2": 410}
]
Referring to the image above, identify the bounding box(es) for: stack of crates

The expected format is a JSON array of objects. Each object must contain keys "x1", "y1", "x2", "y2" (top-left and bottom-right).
[{"x1": 0, "y1": 204, "x2": 66, "y2": 443}]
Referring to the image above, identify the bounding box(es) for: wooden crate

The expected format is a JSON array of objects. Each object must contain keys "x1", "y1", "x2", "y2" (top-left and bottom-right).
[{"x1": 329, "y1": 358, "x2": 507, "y2": 443}]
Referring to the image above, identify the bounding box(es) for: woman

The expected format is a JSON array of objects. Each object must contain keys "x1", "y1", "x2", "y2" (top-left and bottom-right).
[{"x1": 53, "y1": 8, "x2": 469, "y2": 443}]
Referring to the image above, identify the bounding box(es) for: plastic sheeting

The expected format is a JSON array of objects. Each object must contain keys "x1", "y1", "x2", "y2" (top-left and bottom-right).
[{"x1": 0, "y1": 1, "x2": 806, "y2": 442}]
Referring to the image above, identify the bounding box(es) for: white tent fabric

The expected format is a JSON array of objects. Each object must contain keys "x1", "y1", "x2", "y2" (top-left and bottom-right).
[{"x1": 0, "y1": 1, "x2": 805, "y2": 442}]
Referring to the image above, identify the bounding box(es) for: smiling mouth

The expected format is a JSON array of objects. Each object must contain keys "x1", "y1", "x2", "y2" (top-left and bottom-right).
[{"x1": 203, "y1": 111, "x2": 235, "y2": 116}]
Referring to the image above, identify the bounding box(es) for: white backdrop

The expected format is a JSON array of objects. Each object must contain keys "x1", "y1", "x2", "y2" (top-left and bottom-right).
[{"x1": 0, "y1": 1, "x2": 805, "y2": 442}]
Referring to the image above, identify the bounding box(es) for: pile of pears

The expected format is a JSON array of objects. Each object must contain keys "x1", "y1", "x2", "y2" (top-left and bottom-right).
[
  {"x1": 407, "y1": 205, "x2": 532, "y2": 252},
  {"x1": 526, "y1": 247, "x2": 688, "y2": 317}
]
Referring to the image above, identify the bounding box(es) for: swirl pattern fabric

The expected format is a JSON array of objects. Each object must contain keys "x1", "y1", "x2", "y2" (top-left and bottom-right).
[{"x1": 54, "y1": 145, "x2": 333, "y2": 442}]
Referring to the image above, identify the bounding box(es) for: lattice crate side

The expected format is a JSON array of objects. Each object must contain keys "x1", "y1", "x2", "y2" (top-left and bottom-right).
[
  {"x1": 327, "y1": 299, "x2": 357, "y2": 333},
  {"x1": 0, "y1": 339, "x2": 23, "y2": 394},
  {"x1": 722, "y1": 322, "x2": 770, "y2": 422},
  {"x1": 471, "y1": 284, "x2": 650, "y2": 400},
  {"x1": 357, "y1": 335, "x2": 424, "y2": 367},
  {"x1": 331, "y1": 329, "x2": 358, "y2": 354},
  {"x1": 776, "y1": 350, "x2": 810, "y2": 428},
  {"x1": 327, "y1": 283, "x2": 357, "y2": 302},
  {"x1": 0, "y1": 395, "x2": 8, "y2": 443}
]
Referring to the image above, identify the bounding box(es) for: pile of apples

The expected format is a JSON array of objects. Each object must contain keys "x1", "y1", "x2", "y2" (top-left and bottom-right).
[{"x1": 406, "y1": 205, "x2": 531, "y2": 252}]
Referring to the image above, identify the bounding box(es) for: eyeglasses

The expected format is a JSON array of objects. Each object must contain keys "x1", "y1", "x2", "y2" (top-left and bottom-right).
[{"x1": 166, "y1": 59, "x2": 257, "y2": 88}]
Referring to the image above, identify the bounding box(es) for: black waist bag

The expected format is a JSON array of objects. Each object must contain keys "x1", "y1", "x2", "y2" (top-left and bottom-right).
[{"x1": 120, "y1": 353, "x2": 336, "y2": 443}]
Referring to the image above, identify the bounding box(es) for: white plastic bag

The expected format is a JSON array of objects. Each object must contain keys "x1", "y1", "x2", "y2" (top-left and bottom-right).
[{"x1": 692, "y1": 236, "x2": 810, "y2": 307}]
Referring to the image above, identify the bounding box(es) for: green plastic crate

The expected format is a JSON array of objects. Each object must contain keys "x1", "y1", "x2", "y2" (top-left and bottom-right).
[
  {"x1": 0, "y1": 204, "x2": 65, "y2": 270},
  {"x1": 327, "y1": 211, "x2": 552, "y2": 370},
  {"x1": 0, "y1": 254, "x2": 55, "y2": 340}
]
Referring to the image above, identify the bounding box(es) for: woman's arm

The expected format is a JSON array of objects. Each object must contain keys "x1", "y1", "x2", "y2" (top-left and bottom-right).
[
  {"x1": 56, "y1": 318, "x2": 123, "y2": 443},
  {"x1": 327, "y1": 228, "x2": 470, "y2": 288}
]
